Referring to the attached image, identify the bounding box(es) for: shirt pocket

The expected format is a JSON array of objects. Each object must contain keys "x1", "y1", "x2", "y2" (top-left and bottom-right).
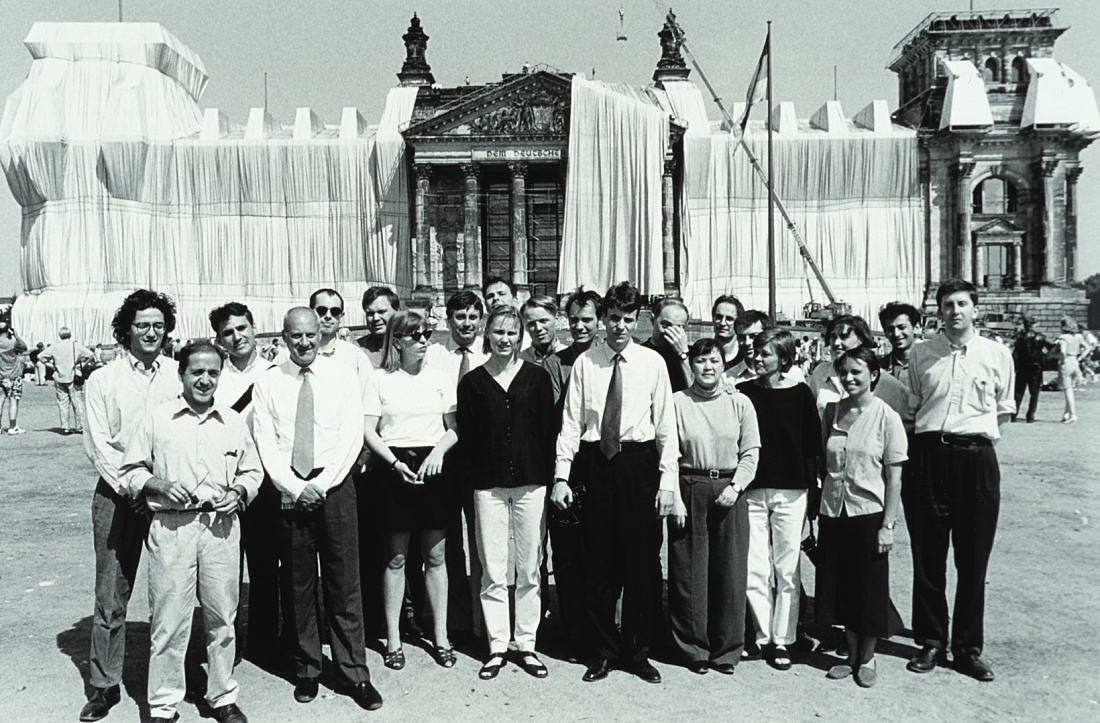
[
  {"x1": 967, "y1": 376, "x2": 995, "y2": 414},
  {"x1": 224, "y1": 450, "x2": 240, "y2": 485}
]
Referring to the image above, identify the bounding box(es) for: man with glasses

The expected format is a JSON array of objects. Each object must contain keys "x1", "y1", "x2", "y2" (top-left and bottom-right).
[
  {"x1": 79, "y1": 290, "x2": 182, "y2": 722},
  {"x1": 357, "y1": 287, "x2": 400, "y2": 369},
  {"x1": 309, "y1": 288, "x2": 373, "y2": 388}
]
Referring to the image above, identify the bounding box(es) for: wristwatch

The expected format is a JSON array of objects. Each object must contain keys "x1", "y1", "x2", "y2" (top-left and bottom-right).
[
  {"x1": 678, "y1": 351, "x2": 688, "y2": 360},
  {"x1": 881, "y1": 520, "x2": 896, "y2": 531}
]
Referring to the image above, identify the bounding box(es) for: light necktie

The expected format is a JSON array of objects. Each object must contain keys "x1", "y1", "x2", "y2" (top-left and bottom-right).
[
  {"x1": 291, "y1": 367, "x2": 315, "y2": 478},
  {"x1": 600, "y1": 353, "x2": 623, "y2": 459},
  {"x1": 458, "y1": 346, "x2": 471, "y2": 383}
]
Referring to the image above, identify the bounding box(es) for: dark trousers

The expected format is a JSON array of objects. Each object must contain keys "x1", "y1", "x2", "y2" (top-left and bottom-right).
[
  {"x1": 579, "y1": 441, "x2": 663, "y2": 663},
  {"x1": 279, "y1": 476, "x2": 370, "y2": 685},
  {"x1": 238, "y1": 477, "x2": 292, "y2": 663},
  {"x1": 667, "y1": 478, "x2": 749, "y2": 666},
  {"x1": 89, "y1": 479, "x2": 150, "y2": 689},
  {"x1": 548, "y1": 491, "x2": 588, "y2": 648},
  {"x1": 353, "y1": 467, "x2": 385, "y2": 639},
  {"x1": 1013, "y1": 367, "x2": 1042, "y2": 421},
  {"x1": 903, "y1": 434, "x2": 1000, "y2": 657}
]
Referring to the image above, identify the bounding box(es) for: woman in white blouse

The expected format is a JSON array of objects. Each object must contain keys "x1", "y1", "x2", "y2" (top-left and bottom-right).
[
  {"x1": 363, "y1": 310, "x2": 459, "y2": 670},
  {"x1": 815, "y1": 346, "x2": 906, "y2": 689}
]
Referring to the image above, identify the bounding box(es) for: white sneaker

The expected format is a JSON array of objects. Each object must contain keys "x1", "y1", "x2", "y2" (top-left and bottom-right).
[{"x1": 7, "y1": 426, "x2": 26, "y2": 435}]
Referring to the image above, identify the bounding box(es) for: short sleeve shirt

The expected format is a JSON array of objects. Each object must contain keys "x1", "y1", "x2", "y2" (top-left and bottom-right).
[
  {"x1": 820, "y1": 397, "x2": 908, "y2": 518},
  {"x1": 363, "y1": 366, "x2": 456, "y2": 448}
]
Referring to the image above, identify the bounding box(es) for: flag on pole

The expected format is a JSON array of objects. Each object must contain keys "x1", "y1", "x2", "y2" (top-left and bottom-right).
[{"x1": 737, "y1": 32, "x2": 770, "y2": 133}]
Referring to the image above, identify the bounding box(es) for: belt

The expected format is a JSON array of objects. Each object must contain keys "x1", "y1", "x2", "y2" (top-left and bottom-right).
[
  {"x1": 680, "y1": 467, "x2": 736, "y2": 480},
  {"x1": 579, "y1": 440, "x2": 656, "y2": 453},
  {"x1": 917, "y1": 432, "x2": 992, "y2": 448}
]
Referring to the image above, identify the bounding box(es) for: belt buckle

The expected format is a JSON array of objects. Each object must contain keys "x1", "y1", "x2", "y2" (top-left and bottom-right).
[
  {"x1": 940, "y1": 432, "x2": 951, "y2": 446},
  {"x1": 708, "y1": 469, "x2": 720, "y2": 480}
]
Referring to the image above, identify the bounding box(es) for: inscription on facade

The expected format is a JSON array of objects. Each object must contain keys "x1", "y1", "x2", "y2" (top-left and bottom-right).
[{"x1": 471, "y1": 148, "x2": 563, "y2": 160}]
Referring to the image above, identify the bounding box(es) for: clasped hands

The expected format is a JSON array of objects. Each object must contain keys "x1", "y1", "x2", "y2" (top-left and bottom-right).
[{"x1": 143, "y1": 476, "x2": 244, "y2": 512}]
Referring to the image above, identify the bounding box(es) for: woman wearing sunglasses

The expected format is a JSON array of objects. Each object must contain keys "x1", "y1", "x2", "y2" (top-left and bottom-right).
[
  {"x1": 363, "y1": 310, "x2": 459, "y2": 670},
  {"x1": 456, "y1": 305, "x2": 557, "y2": 680}
]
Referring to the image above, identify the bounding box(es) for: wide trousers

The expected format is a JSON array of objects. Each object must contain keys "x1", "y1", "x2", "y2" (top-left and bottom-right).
[
  {"x1": 89, "y1": 480, "x2": 150, "y2": 689},
  {"x1": 55, "y1": 380, "x2": 85, "y2": 430},
  {"x1": 474, "y1": 484, "x2": 546, "y2": 654},
  {"x1": 579, "y1": 441, "x2": 663, "y2": 663},
  {"x1": 904, "y1": 434, "x2": 1000, "y2": 657},
  {"x1": 745, "y1": 487, "x2": 807, "y2": 647},
  {"x1": 279, "y1": 476, "x2": 370, "y2": 685},
  {"x1": 147, "y1": 511, "x2": 240, "y2": 719},
  {"x1": 239, "y1": 478, "x2": 291, "y2": 662},
  {"x1": 668, "y1": 477, "x2": 749, "y2": 666}
]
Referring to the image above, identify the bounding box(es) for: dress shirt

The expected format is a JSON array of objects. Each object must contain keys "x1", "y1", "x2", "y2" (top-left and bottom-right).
[
  {"x1": 820, "y1": 397, "x2": 907, "y2": 518},
  {"x1": 673, "y1": 385, "x2": 760, "y2": 492},
  {"x1": 519, "y1": 345, "x2": 566, "y2": 404},
  {"x1": 251, "y1": 356, "x2": 364, "y2": 504},
  {"x1": 317, "y1": 337, "x2": 373, "y2": 392},
  {"x1": 215, "y1": 351, "x2": 276, "y2": 425},
  {"x1": 424, "y1": 335, "x2": 490, "y2": 389},
  {"x1": 120, "y1": 396, "x2": 263, "y2": 512},
  {"x1": 555, "y1": 340, "x2": 679, "y2": 492},
  {"x1": 83, "y1": 354, "x2": 182, "y2": 493},
  {"x1": 908, "y1": 332, "x2": 1015, "y2": 440},
  {"x1": 40, "y1": 339, "x2": 94, "y2": 384}
]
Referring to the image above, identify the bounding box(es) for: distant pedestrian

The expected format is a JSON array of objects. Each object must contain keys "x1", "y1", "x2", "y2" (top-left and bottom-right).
[
  {"x1": 1010, "y1": 316, "x2": 1047, "y2": 423},
  {"x1": 0, "y1": 318, "x2": 29, "y2": 435},
  {"x1": 1055, "y1": 316, "x2": 1085, "y2": 424},
  {"x1": 39, "y1": 327, "x2": 95, "y2": 435}
]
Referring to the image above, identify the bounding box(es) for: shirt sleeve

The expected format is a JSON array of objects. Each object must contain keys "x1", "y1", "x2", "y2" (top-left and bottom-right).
[
  {"x1": 118, "y1": 414, "x2": 155, "y2": 496},
  {"x1": 907, "y1": 347, "x2": 923, "y2": 421},
  {"x1": 554, "y1": 354, "x2": 585, "y2": 481},
  {"x1": 995, "y1": 346, "x2": 1016, "y2": 417},
  {"x1": 251, "y1": 373, "x2": 302, "y2": 500},
  {"x1": 440, "y1": 371, "x2": 458, "y2": 415},
  {"x1": 233, "y1": 422, "x2": 264, "y2": 504},
  {"x1": 881, "y1": 406, "x2": 909, "y2": 466},
  {"x1": 82, "y1": 370, "x2": 123, "y2": 488},
  {"x1": 651, "y1": 357, "x2": 680, "y2": 493},
  {"x1": 731, "y1": 395, "x2": 760, "y2": 491},
  {"x1": 362, "y1": 370, "x2": 383, "y2": 417},
  {"x1": 326, "y1": 368, "x2": 365, "y2": 491}
]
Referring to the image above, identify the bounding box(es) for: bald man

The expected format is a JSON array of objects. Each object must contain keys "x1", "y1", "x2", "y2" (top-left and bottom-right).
[{"x1": 251, "y1": 308, "x2": 382, "y2": 711}]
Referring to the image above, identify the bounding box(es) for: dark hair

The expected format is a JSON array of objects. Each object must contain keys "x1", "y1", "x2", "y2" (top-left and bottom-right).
[
  {"x1": 112, "y1": 289, "x2": 177, "y2": 347},
  {"x1": 651, "y1": 296, "x2": 689, "y2": 317},
  {"x1": 362, "y1": 286, "x2": 400, "y2": 312},
  {"x1": 754, "y1": 328, "x2": 796, "y2": 373},
  {"x1": 177, "y1": 339, "x2": 226, "y2": 375},
  {"x1": 711, "y1": 294, "x2": 745, "y2": 318},
  {"x1": 482, "y1": 305, "x2": 525, "y2": 356},
  {"x1": 824, "y1": 314, "x2": 876, "y2": 349},
  {"x1": 209, "y1": 302, "x2": 254, "y2": 334},
  {"x1": 308, "y1": 287, "x2": 344, "y2": 308},
  {"x1": 878, "y1": 302, "x2": 922, "y2": 331},
  {"x1": 935, "y1": 278, "x2": 979, "y2": 307},
  {"x1": 446, "y1": 290, "x2": 484, "y2": 318},
  {"x1": 482, "y1": 276, "x2": 517, "y2": 298},
  {"x1": 833, "y1": 346, "x2": 882, "y2": 388},
  {"x1": 602, "y1": 281, "x2": 642, "y2": 315},
  {"x1": 563, "y1": 289, "x2": 600, "y2": 320},
  {"x1": 735, "y1": 309, "x2": 772, "y2": 335},
  {"x1": 687, "y1": 337, "x2": 721, "y2": 362},
  {"x1": 522, "y1": 294, "x2": 558, "y2": 316},
  {"x1": 381, "y1": 310, "x2": 426, "y2": 373}
]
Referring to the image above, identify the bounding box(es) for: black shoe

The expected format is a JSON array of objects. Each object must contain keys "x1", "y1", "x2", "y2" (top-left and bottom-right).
[
  {"x1": 955, "y1": 653, "x2": 995, "y2": 682},
  {"x1": 626, "y1": 659, "x2": 662, "y2": 684},
  {"x1": 293, "y1": 678, "x2": 319, "y2": 703},
  {"x1": 687, "y1": 660, "x2": 710, "y2": 675},
  {"x1": 582, "y1": 657, "x2": 613, "y2": 682},
  {"x1": 907, "y1": 645, "x2": 945, "y2": 674},
  {"x1": 79, "y1": 685, "x2": 121, "y2": 722},
  {"x1": 712, "y1": 662, "x2": 736, "y2": 675},
  {"x1": 211, "y1": 703, "x2": 249, "y2": 723},
  {"x1": 350, "y1": 681, "x2": 384, "y2": 711},
  {"x1": 768, "y1": 645, "x2": 793, "y2": 671}
]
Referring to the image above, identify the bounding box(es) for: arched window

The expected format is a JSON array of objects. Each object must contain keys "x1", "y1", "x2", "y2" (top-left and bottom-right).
[
  {"x1": 1012, "y1": 56, "x2": 1027, "y2": 84},
  {"x1": 973, "y1": 177, "x2": 1019, "y2": 214},
  {"x1": 984, "y1": 57, "x2": 1000, "y2": 83}
]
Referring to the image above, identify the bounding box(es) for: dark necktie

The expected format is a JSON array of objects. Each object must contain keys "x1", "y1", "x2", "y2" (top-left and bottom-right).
[
  {"x1": 600, "y1": 353, "x2": 623, "y2": 459},
  {"x1": 458, "y1": 346, "x2": 471, "y2": 383},
  {"x1": 291, "y1": 368, "x2": 314, "y2": 478}
]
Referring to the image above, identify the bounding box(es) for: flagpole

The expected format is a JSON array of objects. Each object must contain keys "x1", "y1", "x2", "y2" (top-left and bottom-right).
[{"x1": 766, "y1": 22, "x2": 775, "y2": 320}]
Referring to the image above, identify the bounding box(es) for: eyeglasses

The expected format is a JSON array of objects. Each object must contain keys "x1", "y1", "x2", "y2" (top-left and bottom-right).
[
  {"x1": 314, "y1": 306, "x2": 343, "y2": 318},
  {"x1": 131, "y1": 322, "x2": 166, "y2": 333},
  {"x1": 401, "y1": 329, "x2": 431, "y2": 342}
]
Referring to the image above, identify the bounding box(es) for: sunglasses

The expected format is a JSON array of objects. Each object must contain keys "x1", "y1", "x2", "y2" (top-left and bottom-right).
[
  {"x1": 402, "y1": 329, "x2": 431, "y2": 343},
  {"x1": 314, "y1": 306, "x2": 343, "y2": 318}
]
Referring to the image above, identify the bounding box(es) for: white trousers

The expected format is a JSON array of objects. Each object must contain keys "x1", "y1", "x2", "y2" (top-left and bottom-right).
[
  {"x1": 146, "y1": 511, "x2": 240, "y2": 720},
  {"x1": 745, "y1": 488, "x2": 807, "y2": 647},
  {"x1": 474, "y1": 484, "x2": 546, "y2": 654}
]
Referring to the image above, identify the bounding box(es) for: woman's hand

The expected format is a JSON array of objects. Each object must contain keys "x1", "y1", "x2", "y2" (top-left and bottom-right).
[
  {"x1": 395, "y1": 460, "x2": 419, "y2": 485},
  {"x1": 416, "y1": 448, "x2": 447, "y2": 482},
  {"x1": 877, "y1": 527, "x2": 894, "y2": 555}
]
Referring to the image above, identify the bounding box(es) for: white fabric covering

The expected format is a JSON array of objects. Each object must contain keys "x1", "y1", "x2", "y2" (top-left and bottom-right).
[
  {"x1": 1022, "y1": 58, "x2": 1100, "y2": 132},
  {"x1": 939, "y1": 60, "x2": 994, "y2": 130}
]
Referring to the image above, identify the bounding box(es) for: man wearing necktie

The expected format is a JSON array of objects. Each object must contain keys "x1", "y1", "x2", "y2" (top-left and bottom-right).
[
  {"x1": 251, "y1": 308, "x2": 382, "y2": 711},
  {"x1": 552, "y1": 282, "x2": 681, "y2": 685}
]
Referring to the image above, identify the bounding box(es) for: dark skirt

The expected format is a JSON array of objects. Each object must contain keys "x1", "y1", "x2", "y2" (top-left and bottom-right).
[
  {"x1": 814, "y1": 510, "x2": 903, "y2": 638},
  {"x1": 375, "y1": 446, "x2": 459, "y2": 533}
]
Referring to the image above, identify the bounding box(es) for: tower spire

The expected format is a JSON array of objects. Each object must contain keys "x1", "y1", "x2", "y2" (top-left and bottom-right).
[{"x1": 398, "y1": 13, "x2": 435, "y2": 87}]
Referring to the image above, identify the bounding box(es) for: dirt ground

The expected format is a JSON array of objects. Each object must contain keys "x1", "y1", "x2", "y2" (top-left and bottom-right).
[{"x1": 1, "y1": 380, "x2": 1098, "y2": 722}]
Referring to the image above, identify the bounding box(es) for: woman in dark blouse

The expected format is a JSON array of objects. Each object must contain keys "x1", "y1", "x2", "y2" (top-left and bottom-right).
[
  {"x1": 737, "y1": 328, "x2": 822, "y2": 671},
  {"x1": 456, "y1": 305, "x2": 556, "y2": 680}
]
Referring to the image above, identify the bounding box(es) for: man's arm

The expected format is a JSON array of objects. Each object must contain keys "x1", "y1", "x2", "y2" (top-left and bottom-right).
[
  {"x1": 250, "y1": 374, "x2": 305, "y2": 500},
  {"x1": 11, "y1": 330, "x2": 28, "y2": 354},
  {"x1": 232, "y1": 427, "x2": 264, "y2": 505},
  {"x1": 82, "y1": 371, "x2": 123, "y2": 484},
  {"x1": 651, "y1": 362, "x2": 679, "y2": 494},
  {"x1": 995, "y1": 346, "x2": 1016, "y2": 427},
  {"x1": 118, "y1": 415, "x2": 155, "y2": 496},
  {"x1": 554, "y1": 355, "x2": 585, "y2": 483}
]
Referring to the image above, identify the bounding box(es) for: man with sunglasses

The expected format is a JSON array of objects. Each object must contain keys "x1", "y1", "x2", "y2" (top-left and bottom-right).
[{"x1": 309, "y1": 288, "x2": 374, "y2": 389}]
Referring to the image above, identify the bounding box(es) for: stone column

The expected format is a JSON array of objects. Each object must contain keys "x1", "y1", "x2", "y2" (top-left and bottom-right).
[
  {"x1": 462, "y1": 163, "x2": 481, "y2": 289},
  {"x1": 1011, "y1": 241, "x2": 1023, "y2": 289},
  {"x1": 662, "y1": 158, "x2": 677, "y2": 296},
  {"x1": 956, "y1": 161, "x2": 975, "y2": 283},
  {"x1": 509, "y1": 161, "x2": 528, "y2": 290},
  {"x1": 975, "y1": 243, "x2": 987, "y2": 288},
  {"x1": 1040, "y1": 159, "x2": 1059, "y2": 283},
  {"x1": 413, "y1": 163, "x2": 433, "y2": 292},
  {"x1": 1066, "y1": 164, "x2": 1083, "y2": 283}
]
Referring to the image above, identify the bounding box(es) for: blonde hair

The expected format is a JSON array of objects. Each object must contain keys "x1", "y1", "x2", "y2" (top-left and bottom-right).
[{"x1": 382, "y1": 309, "x2": 426, "y2": 372}]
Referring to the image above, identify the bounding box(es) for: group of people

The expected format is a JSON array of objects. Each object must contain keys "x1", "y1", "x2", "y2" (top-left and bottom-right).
[{"x1": 72, "y1": 276, "x2": 1019, "y2": 722}]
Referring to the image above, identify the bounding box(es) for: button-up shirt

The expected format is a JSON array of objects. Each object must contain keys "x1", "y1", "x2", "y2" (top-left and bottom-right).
[
  {"x1": 215, "y1": 350, "x2": 276, "y2": 426},
  {"x1": 555, "y1": 340, "x2": 679, "y2": 492},
  {"x1": 120, "y1": 396, "x2": 263, "y2": 512},
  {"x1": 83, "y1": 354, "x2": 182, "y2": 493},
  {"x1": 317, "y1": 337, "x2": 373, "y2": 391},
  {"x1": 425, "y1": 335, "x2": 490, "y2": 389},
  {"x1": 519, "y1": 344, "x2": 567, "y2": 404},
  {"x1": 40, "y1": 339, "x2": 94, "y2": 384},
  {"x1": 820, "y1": 397, "x2": 907, "y2": 518},
  {"x1": 251, "y1": 356, "x2": 364, "y2": 505},
  {"x1": 908, "y1": 332, "x2": 1015, "y2": 440}
]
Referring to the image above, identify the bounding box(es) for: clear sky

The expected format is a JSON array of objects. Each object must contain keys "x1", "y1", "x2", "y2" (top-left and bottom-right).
[{"x1": 2, "y1": 0, "x2": 1098, "y2": 296}]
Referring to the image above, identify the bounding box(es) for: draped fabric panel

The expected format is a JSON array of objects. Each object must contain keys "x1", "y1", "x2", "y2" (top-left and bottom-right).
[
  {"x1": 1, "y1": 24, "x2": 416, "y2": 344},
  {"x1": 559, "y1": 77, "x2": 668, "y2": 295}
]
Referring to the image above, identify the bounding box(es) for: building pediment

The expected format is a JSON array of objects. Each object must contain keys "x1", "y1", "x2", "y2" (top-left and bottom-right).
[
  {"x1": 975, "y1": 218, "x2": 1021, "y2": 235},
  {"x1": 404, "y1": 70, "x2": 572, "y2": 140}
]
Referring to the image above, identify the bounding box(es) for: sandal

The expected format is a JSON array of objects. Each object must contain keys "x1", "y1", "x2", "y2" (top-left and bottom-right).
[
  {"x1": 434, "y1": 645, "x2": 457, "y2": 669},
  {"x1": 515, "y1": 652, "x2": 549, "y2": 679},
  {"x1": 383, "y1": 647, "x2": 405, "y2": 670},
  {"x1": 769, "y1": 645, "x2": 792, "y2": 671},
  {"x1": 478, "y1": 653, "x2": 506, "y2": 680}
]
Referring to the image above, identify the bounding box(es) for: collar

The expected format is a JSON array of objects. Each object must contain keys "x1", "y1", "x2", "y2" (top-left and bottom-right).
[
  {"x1": 226, "y1": 349, "x2": 272, "y2": 375},
  {"x1": 445, "y1": 335, "x2": 481, "y2": 354},
  {"x1": 318, "y1": 338, "x2": 339, "y2": 357},
  {"x1": 171, "y1": 395, "x2": 226, "y2": 423},
  {"x1": 597, "y1": 339, "x2": 634, "y2": 362},
  {"x1": 128, "y1": 352, "x2": 161, "y2": 372}
]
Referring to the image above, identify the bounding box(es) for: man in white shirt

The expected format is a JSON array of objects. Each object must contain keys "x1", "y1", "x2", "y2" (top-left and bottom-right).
[
  {"x1": 209, "y1": 302, "x2": 283, "y2": 668},
  {"x1": 80, "y1": 290, "x2": 182, "y2": 722},
  {"x1": 251, "y1": 308, "x2": 382, "y2": 711},
  {"x1": 551, "y1": 281, "x2": 679, "y2": 685},
  {"x1": 309, "y1": 288, "x2": 373, "y2": 389},
  {"x1": 38, "y1": 326, "x2": 95, "y2": 434}
]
